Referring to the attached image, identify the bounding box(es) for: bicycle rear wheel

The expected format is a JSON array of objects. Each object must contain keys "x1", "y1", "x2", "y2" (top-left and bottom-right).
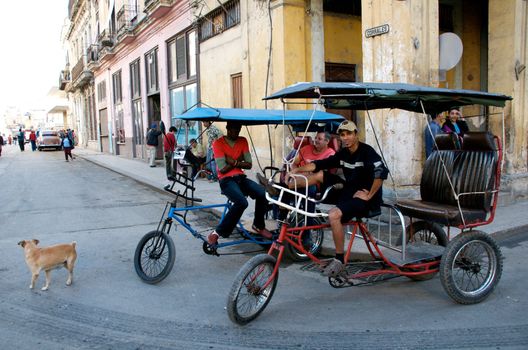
[
  {"x1": 134, "y1": 230, "x2": 175, "y2": 284},
  {"x1": 227, "y1": 254, "x2": 278, "y2": 325},
  {"x1": 284, "y1": 215, "x2": 324, "y2": 261}
]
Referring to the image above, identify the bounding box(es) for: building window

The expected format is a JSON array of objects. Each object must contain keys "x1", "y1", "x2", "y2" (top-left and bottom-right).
[
  {"x1": 130, "y1": 59, "x2": 143, "y2": 147},
  {"x1": 112, "y1": 70, "x2": 125, "y2": 143},
  {"x1": 199, "y1": 0, "x2": 240, "y2": 42},
  {"x1": 170, "y1": 83, "x2": 198, "y2": 145},
  {"x1": 97, "y1": 80, "x2": 106, "y2": 103},
  {"x1": 130, "y1": 58, "x2": 141, "y2": 99},
  {"x1": 168, "y1": 30, "x2": 197, "y2": 85},
  {"x1": 145, "y1": 47, "x2": 159, "y2": 94},
  {"x1": 439, "y1": 4, "x2": 454, "y2": 32},
  {"x1": 231, "y1": 73, "x2": 242, "y2": 108}
]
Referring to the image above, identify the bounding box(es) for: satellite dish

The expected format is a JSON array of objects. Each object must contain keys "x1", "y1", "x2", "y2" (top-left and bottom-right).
[{"x1": 439, "y1": 32, "x2": 463, "y2": 71}]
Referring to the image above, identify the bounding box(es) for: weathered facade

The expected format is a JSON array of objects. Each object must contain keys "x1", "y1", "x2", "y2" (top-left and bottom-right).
[{"x1": 61, "y1": 0, "x2": 528, "y2": 201}]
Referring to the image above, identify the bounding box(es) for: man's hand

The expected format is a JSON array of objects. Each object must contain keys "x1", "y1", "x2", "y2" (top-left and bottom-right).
[
  {"x1": 353, "y1": 189, "x2": 370, "y2": 201},
  {"x1": 225, "y1": 155, "x2": 236, "y2": 166}
]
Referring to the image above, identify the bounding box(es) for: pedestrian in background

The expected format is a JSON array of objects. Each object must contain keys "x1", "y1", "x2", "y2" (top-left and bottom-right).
[
  {"x1": 61, "y1": 133, "x2": 74, "y2": 162},
  {"x1": 146, "y1": 123, "x2": 162, "y2": 167},
  {"x1": 8, "y1": 134, "x2": 12, "y2": 145},
  {"x1": 29, "y1": 130, "x2": 37, "y2": 151},
  {"x1": 0, "y1": 134, "x2": 4, "y2": 157},
  {"x1": 163, "y1": 126, "x2": 177, "y2": 181},
  {"x1": 424, "y1": 112, "x2": 445, "y2": 158},
  {"x1": 202, "y1": 121, "x2": 223, "y2": 182},
  {"x1": 17, "y1": 129, "x2": 25, "y2": 151}
]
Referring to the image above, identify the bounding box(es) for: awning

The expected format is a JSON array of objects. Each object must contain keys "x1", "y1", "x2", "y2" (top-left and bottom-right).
[
  {"x1": 175, "y1": 107, "x2": 345, "y2": 126},
  {"x1": 263, "y1": 82, "x2": 512, "y2": 114}
]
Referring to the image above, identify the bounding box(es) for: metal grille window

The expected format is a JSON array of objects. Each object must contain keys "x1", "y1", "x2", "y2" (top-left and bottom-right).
[{"x1": 199, "y1": 0, "x2": 240, "y2": 42}]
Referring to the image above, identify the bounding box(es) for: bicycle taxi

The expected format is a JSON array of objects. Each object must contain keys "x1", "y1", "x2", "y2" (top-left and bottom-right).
[
  {"x1": 226, "y1": 82, "x2": 513, "y2": 324},
  {"x1": 134, "y1": 106, "x2": 345, "y2": 284}
]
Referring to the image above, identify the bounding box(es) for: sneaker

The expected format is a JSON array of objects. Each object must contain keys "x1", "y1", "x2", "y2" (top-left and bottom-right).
[
  {"x1": 207, "y1": 231, "x2": 219, "y2": 245},
  {"x1": 150, "y1": 165, "x2": 156, "y2": 168},
  {"x1": 167, "y1": 176, "x2": 176, "y2": 181},
  {"x1": 322, "y1": 258, "x2": 344, "y2": 277},
  {"x1": 256, "y1": 173, "x2": 279, "y2": 197},
  {"x1": 252, "y1": 225, "x2": 273, "y2": 239}
]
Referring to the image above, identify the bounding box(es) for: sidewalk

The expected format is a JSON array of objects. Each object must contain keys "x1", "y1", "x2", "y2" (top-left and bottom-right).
[{"x1": 75, "y1": 147, "x2": 528, "y2": 251}]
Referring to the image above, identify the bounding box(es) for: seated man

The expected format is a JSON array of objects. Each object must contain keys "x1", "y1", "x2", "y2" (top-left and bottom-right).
[
  {"x1": 259, "y1": 131, "x2": 335, "y2": 218},
  {"x1": 184, "y1": 138, "x2": 206, "y2": 178},
  {"x1": 208, "y1": 121, "x2": 273, "y2": 245},
  {"x1": 288, "y1": 120, "x2": 388, "y2": 276}
]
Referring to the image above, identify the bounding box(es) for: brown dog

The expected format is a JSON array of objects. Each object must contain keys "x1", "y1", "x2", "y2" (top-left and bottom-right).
[{"x1": 17, "y1": 239, "x2": 77, "y2": 291}]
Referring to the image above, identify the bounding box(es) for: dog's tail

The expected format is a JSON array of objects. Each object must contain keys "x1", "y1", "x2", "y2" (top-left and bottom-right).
[{"x1": 71, "y1": 241, "x2": 77, "y2": 248}]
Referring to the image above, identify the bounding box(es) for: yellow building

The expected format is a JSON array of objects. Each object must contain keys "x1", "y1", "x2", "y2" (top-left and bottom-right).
[{"x1": 195, "y1": 0, "x2": 527, "y2": 201}]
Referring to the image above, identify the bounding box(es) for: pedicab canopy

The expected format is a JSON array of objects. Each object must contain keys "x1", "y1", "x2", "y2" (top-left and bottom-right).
[
  {"x1": 176, "y1": 107, "x2": 345, "y2": 127},
  {"x1": 263, "y1": 82, "x2": 512, "y2": 114}
]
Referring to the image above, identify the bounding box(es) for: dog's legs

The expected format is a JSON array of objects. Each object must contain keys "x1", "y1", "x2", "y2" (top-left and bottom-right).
[
  {"x1": 30, "y1": 273, "x2": 38, "y2": 289},
  {"x1": 42, "y1": 270, "x2": 51, "y2": 291},
  {"x1": 66, "y1": 260, "x2": 75, "y2": 286}
]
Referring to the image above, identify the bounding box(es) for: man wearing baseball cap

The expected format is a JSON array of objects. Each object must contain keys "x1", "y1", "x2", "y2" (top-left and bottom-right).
[{"x1": 288, "y1": 120, "x2": 388, "y2": 276}]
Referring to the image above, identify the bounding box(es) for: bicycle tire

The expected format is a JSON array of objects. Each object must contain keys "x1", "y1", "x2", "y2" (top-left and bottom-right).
[
  {"x1": 134, "y1": 230, "x2": 176, "y2": 284},
  {"x1": 440, "y1": 231, "x2": 503, "y2": 304},
  {"x1": 284, "y1": 215, "x2": 324, "y2": 261},
  {"x1": 227, "y1": 254, "x2": 278, "y2": 325}
]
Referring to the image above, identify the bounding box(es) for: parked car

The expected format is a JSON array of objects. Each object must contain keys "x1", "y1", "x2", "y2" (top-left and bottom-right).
[{"x1": 37, "y1": 131, "x2": 62, "y2": 151}]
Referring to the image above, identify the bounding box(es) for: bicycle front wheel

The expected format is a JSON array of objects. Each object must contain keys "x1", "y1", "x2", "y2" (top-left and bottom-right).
[
  {"x1": 227, "y1": 254, "x2": 278, "y2": 325},
  {"x1": 134, "y1": 230, "x2": 175, "y2": 284}
]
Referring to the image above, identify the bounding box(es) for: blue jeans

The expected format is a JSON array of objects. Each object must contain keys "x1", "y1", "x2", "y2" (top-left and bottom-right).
[
  {"x1": 216, "y1": 175, "x2": 268, "y2": 237},
  {"x1": 206, "y1": 148, "x2": 218, "y2": 180}
]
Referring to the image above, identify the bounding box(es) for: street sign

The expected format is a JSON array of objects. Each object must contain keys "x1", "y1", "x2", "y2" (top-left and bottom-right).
[{"x1": 365, "y1": 24, "x2": 390, "y2": 38}]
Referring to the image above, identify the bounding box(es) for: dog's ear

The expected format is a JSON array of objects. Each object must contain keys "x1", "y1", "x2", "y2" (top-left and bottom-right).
[
  {"x1": 17, "y1": 240, "x2": 26, "y2": 247},
  {"x1": 32, "y1": 239, "x2": 40, "y2": 245}
]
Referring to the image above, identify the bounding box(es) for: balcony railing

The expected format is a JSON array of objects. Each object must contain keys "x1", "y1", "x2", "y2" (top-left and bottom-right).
[
  {"x1": 59, "y1": 70, "x2": 71, "y2": 90},
  {"x1": 117, "y1": 5, "x2": 138, "y2": 35},
  {"x1": 144, "y1": 0, "x2": 174, "y2": 18},
  {"x1": 71, "y1": 55, "x2": 93, "y2": 89},
  {"x1": 98, "y1": 29, "x2": 116, "y2": 48}
]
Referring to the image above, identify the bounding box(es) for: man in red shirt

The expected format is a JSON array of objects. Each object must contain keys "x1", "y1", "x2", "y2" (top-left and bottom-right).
[
  {"x1": 163, "y1": 126, "x2": 177, "y2": 181},
  {"x1": 207, "y1": 121, "x2": 272, "y2": 245}
]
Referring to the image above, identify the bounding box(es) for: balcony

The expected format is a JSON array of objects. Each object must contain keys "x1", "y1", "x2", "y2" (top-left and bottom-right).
[
  {"x1": 116, "y1": 5, "x2": 138, "y2": 44},
  {"x1": 59, "y1": 70, "x2": 71, "y2": 91},
  {"x1": 71, "y1": 55, "x2": 93, "y2": 90},
  {"x1": 144, "y1": 0, "x2": 174, "y2": 19},
  {"x1": 98, "y1": 30, "x2": 116, "y2": 62},
  {"x1": 86, "y1": 44, "x2": 100, "y2": 71}
]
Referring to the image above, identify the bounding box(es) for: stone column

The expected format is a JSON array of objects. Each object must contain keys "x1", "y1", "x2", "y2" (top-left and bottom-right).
[
  {"x1": 310, "y1": 0, "x2": 325, "y2": 82},
  {"x1": 489, "y1": 0, "x2": 528, "y2": 199},
  {"x1": 361, "y1": 0, "x2": 439, "y2": 190}
]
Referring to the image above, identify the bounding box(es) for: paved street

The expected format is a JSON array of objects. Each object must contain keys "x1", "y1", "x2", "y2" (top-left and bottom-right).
[{"x1": 1, "y1": 145, "x2": 528, "y2": 349}]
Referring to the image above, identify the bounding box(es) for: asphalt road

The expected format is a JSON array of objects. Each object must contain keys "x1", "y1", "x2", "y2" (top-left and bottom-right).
[{"x1": 1, "y1": 146, "x2": 527, "y2": 349}]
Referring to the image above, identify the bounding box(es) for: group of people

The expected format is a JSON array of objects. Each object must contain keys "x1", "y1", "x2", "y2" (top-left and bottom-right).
[
  {"x1": 146, "y1": 121, "x2": 223, "y2": 182},
  {"x1": 206, "y1": 120, "x2": 388, "y2": 277},
  {"x1": 424, "y1": 107, "x2": 469, "y2": 158}
]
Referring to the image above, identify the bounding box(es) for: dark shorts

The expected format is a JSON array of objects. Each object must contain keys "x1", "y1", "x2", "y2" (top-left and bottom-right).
[{"x1": 321, "y1": 172, "x2": 370, "y2": 223}]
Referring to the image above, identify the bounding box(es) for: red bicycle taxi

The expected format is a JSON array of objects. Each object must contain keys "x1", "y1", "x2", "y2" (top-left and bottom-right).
[{"x1": 226, "y1": 82, "x2": 512, "y2": 325}]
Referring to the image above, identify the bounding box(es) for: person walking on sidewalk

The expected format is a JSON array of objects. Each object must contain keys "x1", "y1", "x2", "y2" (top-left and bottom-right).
[
  {"x1": 61, "y1": 133, "x2": 74, "y2": 162},
  {"x1": 163, "y1": 126, "x2": 177, "y2": 181},
  {"x1": 29, "y1": 130, "x2": 37, "y2": 151},
  {"x1": 0, "y1": 134, "x2": 3, "y2": 157},
  {"x1": 207, "y1": 121, "x2": 272, "y2": 246},
  {"x1": 17, "y1": 129, "x2": 25, "y2": 151},
  {"x1": 202, "y1": 121, "x2": 223, "y2": 182},
  {"x1": 146, "y1": 123, "x2": 162, "y2": 167}
]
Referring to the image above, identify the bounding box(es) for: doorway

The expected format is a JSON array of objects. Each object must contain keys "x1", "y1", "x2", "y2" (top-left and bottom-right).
[
  {"x1": 147, "y1": 93, "x2": 162, "y2": 159},
  {"x1": 99, "y1": 108, "x2": 109, "y2": 153}
]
